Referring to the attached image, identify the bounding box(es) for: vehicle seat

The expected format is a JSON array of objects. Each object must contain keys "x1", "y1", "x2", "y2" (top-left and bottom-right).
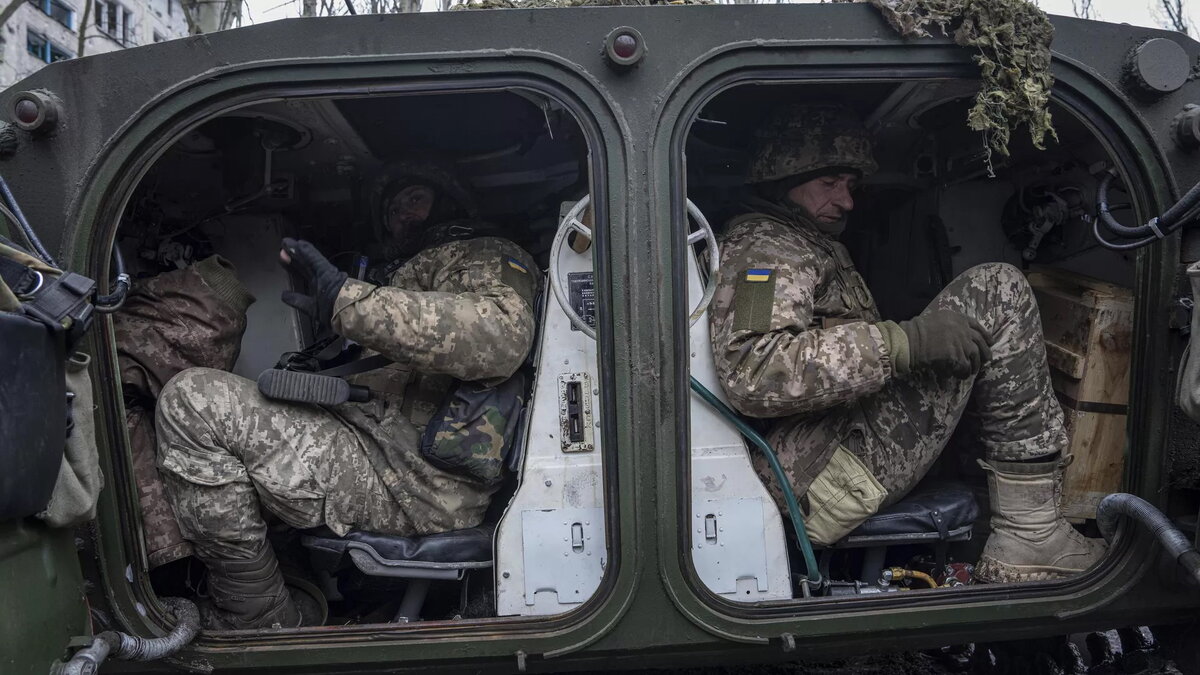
[
  {"x1": 301, "y1": 525, "x2": 494, "y2": 623},
  {"x1": 816, "y1": 481, "x2": 979, "y2": 583},
  {"x1": 298, "y1": 283, "x2": 545, "y2": 623}
]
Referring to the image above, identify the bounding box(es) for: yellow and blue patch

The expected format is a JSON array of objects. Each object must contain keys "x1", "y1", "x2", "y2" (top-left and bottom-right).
[
  {"x1": 744, "y1": 268, "x2": 773, "y2": 282},
  {"x1": 506, "y1": 257, "x2": 529, "y2": 274}
]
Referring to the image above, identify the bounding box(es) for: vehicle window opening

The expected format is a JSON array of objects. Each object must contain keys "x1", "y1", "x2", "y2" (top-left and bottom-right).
[
  {"x1": 682, "y1": 80, "x2": 1138, "y2": 602},
  {"x1": 111, "y1": 88, "x2": 613, "y2": 628}
]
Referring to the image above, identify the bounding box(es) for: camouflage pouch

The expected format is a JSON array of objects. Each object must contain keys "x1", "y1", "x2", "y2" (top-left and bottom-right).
[{"x1": 419, "y1": 372, "x2": 527, "y2": 486}]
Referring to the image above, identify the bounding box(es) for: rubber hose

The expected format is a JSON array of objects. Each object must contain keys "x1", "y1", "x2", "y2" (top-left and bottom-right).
[
  {"x1": 59, "y1": 598, "x2": 200, "y2": 673},
  {"x1": 1097, "y1": 172, "x2": 1200, "y2": 240},
  {"x1": 95, "y1": 245, "x2": 130, "y2": 312},
  {"x1": 113, "y1": 597, "x2": 200, "y2": 661},
  {"x1": 0, "y1": 172, "x2": 56, "y2": 267},
  {"x1": 1096, "y1": 493, "x2": 1200, "y2": 586},
  {"x1": 689, "y1": 376, "x2": 822, "y2": 585}
]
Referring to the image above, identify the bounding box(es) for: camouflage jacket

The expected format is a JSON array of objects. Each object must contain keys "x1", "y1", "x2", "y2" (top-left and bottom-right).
[
  {"x1": 328, "y1": 234, "x2": 539, "y2": 497},
  {"x1": 709, "y1": 203, "x2": 897, "y2": 491},
  {"x1": 332, "y1": 235, "x2": 539, "y2": 428}
]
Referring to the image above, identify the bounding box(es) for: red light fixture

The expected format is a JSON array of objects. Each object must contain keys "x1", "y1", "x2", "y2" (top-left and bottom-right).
[
  {"x1": 604, "y1": 27, "x2": 645, "y2": 70},
  {"x1": 11, "y1": 91, "x2": 59, "y2": 134}
]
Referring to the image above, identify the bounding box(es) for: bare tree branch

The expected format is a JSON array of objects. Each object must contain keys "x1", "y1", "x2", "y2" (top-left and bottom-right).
[
  {"x1": 1159, "y1": 0, "x2": 1191, "y2": 34},
  {"x1": 1071, "y1": 0, "x2": 1094, "y2": 20},
  {"x1": 76, "y1": 0, "x2": 93, "y2": 56},
  {"x1": 0, "y1": 0, "x2": 27, "y2": 31}
]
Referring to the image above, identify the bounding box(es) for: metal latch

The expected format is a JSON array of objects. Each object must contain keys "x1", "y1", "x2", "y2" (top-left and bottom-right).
[
  {"x1": 571, "y1": 523, "x2": 585, "y2": 552},
  {"x1": 704, "y1": 514, "x2": 717, "y2": 543}
]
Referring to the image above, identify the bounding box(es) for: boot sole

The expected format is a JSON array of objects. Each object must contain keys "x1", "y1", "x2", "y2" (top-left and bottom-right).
[
  {"x1": 257, "y1": 369, "x2": 351, "y2": 406},
  {"x1": 975, "y1": 556, "x2": 1089, "y2": 583}
]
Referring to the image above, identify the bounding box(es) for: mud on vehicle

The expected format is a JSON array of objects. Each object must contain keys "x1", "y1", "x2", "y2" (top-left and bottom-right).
[{"x1": 3, "y1": 2, "x2": 1200, "y2": 674}]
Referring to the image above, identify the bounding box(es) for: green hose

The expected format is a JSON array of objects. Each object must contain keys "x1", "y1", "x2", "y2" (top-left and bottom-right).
[{"x1": 689, "y1": 376, "x2": 822, "y2": 586}]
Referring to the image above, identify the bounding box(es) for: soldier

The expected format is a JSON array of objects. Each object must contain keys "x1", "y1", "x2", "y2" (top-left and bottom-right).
[
  {"x1": 156, "y1": 162, "x2": 539, "y2": 629},
  {"x1": 709, "y1": 104, "x2": 1106, "y2": 583}
]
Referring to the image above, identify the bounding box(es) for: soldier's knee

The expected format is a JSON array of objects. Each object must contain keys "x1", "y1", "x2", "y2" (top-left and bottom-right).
[
  {"x1": 158, "y1": 367, "x2": 228, "y2": 425},
  {"x1": 965, "y1": 262, "x2": 1031, "y2": 294}
]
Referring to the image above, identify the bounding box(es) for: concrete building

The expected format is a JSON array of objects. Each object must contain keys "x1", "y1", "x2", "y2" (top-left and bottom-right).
[{"x1": 0, "y1": 0, "x2": 190, "y2": 88}]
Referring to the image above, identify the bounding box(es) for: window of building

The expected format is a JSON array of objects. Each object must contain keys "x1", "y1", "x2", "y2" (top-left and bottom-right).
[
  {"x1": 27, "y1": 0, "x2": 75, "y2": 30},
  {"x1": 94, "y1": 0, "x2": 134, "y2": 46},
  {"x1": 26, "y1": 29, "x2": 73, "y2": 63}
]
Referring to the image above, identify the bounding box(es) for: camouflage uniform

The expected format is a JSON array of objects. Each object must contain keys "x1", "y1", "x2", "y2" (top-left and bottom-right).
[
  {"x1": 113, "y1": 255, "x2": 255, "y2": 567},
  {"x1": 710, "y1": 202, "x2": 1066, "y2": 515},
  {"x1": 157, "y1": 236, "x2": 538, "y2": 560}
]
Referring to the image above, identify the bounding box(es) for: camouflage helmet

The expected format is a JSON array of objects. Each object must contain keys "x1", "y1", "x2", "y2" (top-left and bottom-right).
[{"x1": 746, "y1": 104, "x2": 878, "y2": 184}]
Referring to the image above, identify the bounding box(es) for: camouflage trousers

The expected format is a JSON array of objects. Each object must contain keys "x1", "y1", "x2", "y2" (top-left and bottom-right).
[
  {"x1": 156, "y1": 368, "x2": 493, "y2": 560},
  {"x1": 852, "y1": 262, "x2": 1067, "y2": 503},
  {"x1": 760, "y1": 263, "x2": 1067, "y2": 510}
]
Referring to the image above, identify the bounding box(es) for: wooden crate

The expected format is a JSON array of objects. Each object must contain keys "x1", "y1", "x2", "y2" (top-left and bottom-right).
[{"x1": 1027, "y1": 267, "x2": 1134, "y2": 521}]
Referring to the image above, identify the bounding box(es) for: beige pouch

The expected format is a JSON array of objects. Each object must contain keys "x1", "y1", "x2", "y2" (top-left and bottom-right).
[{"x1": 803, "y1": 445, "x2": 888, "y2": 545}]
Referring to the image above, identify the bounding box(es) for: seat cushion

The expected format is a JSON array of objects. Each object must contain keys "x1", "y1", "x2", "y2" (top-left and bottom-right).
[
  {"x1": 838, "y1": 481, "x2": 979, "y2": 546},
  {"x1": 302, "y1": 524, "x2": 494, "y2": 573}
]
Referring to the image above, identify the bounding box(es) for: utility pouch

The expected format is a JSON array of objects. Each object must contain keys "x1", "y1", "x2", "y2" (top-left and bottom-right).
[
  {"x1": 0, "y1": 243, "x2": 97, "y2": 521},
  {"x1": 1179, "y1": 261, "x2": 1200, "y2": 422},
  {"x1": 801, "y1": 444, "x2": 888, "y2": 545},
  {"x1": 37, "y1": 352, "x2": 104, "y2": 527},
  {"x1": 419, "y1": 372, "x2": 527, "y2": 486}
]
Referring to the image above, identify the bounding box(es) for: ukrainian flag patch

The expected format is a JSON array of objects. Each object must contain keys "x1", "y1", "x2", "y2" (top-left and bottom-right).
[
  {"x1": 506, "y1": 257, "x2": 529, "y2": 274},
  {"x1": 744, "y1": 268, "x2": 773, "y2": 282}
]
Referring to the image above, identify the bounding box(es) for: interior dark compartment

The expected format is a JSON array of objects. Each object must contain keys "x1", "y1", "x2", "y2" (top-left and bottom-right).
[
  {"x1": 685, "y1": 81, "x2": 1139, "y2": 596},
  {"x1": 119, "y1": 89, "x2": 590, "y2": 625}
]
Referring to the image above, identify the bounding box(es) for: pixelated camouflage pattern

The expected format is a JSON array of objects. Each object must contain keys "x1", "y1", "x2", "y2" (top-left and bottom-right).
[
  {"x1": 746, "y1": 104, "x2": 879, "y2": 184},
  {"x1": 127, "y1": 406, "x2": 193, "y2": 567},
  {"x1": 711, "y1": 207, "x2": 1066, "y2": 512},
  {"x1": 114, "y1": 255, "x2": 254, "y2": 401},
  {"x1": 333, "y1": 236, "x2": 537, "y2": 383},
  {"x1": 158, "y1": 236, "x2": 537, "y2": 558},
  {"x1": 113, "y1": 256, "x2": 254, "y2": 566},
  {"x1": 422, "y1": 376, "x2": 526, "y2": 486}
]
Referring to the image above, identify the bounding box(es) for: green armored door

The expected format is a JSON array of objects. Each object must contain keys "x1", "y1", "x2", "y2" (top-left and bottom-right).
[{"x1": 1, "y1": 235, "x2": 94, "y2": 675}]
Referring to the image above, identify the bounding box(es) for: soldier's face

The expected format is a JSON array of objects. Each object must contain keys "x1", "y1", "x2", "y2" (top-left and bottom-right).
[
  {"x1": 787, "y1": 172, "x2": 858, "y2": 225},
  {"x1": 386, "y1": 184, "x2": 435, "y2": 240}
]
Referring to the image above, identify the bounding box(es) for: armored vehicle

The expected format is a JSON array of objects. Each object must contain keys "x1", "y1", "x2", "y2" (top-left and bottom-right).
[{"x1": 4, "y1": 2, "x2": 1200, "y2": 673}]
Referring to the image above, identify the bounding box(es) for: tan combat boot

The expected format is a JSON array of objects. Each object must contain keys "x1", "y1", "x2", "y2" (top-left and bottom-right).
[
  {"x1": 975, "y1": 455, "x2": 1107, "y2": 583},
  {"x1": 197, "y1": 542, "x2": 303, "y2": 630}
]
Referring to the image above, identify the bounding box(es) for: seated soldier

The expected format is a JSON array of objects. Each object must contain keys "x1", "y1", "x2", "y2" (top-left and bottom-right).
[
  {"x1": 709, "y1": 104, "x2": 1106, "y2": 583},
  {"x1": 156, "y1": 162, "x2": 539, "y2": 628}
]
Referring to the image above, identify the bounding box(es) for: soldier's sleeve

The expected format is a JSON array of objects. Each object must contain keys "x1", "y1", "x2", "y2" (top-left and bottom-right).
[
  {"x1": 331, "y1": 237, "x2": 538, "y2": 382},
  {"x1": 709, "y1": 221, "x2": 893, "y2": 418}
]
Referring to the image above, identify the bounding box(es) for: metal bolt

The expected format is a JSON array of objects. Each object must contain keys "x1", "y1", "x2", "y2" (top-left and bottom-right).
[
  {"x1": 503, "y1": 571, "x2": 510, "y2": 578},
  {"x1": 545, "y1": 479, "x2": 552, "y2": 487}
]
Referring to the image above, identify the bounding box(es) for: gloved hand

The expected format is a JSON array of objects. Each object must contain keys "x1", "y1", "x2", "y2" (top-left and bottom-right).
[
  {"x1": 279, "y1": 238, "x2": 348, "y2": 333},
  {"x1": 879, "y1": 309, "x2": 992, "y2": 378}
]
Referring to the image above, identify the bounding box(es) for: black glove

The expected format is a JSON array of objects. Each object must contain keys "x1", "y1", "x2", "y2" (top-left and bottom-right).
[
  {"x1": 280, "y1": 238, "x2": 347, "y2": 332},
  {"x1": 898, "y1": 309, "x2": 992, "y2": 378}
]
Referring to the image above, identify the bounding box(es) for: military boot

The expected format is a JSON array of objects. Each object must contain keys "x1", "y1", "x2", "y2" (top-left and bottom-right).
[
  {"x1": 197, "y1": 542, "x2": 303, "y2": 630},
  {"x1": 975, "y1": 455, "x2": 1107, "y2": 583}
]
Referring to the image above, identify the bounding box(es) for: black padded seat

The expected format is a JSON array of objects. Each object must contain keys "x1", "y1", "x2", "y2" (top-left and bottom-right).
[
  {"x1": 814, "y1": 481, "x2": 981, "y2": 583},
  {"x1": 302, "y1": 525, "x2": 494, "y2": 574},
  {"x1": 301, "y1": 525, "x2": 495, "y2": 622},
  {"x1": 832, "y1": 481, "x2": 979, "y2": 548}
]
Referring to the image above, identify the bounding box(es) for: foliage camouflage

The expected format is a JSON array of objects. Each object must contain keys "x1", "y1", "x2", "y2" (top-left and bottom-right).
[{"x1": 850, "y1": 0, "x2": 1057, "y2": 174}]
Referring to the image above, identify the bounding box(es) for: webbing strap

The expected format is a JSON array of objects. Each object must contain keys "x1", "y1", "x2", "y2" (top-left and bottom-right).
[{"x1": 0, "y1": 254, "x2": 40, "y2": 296}]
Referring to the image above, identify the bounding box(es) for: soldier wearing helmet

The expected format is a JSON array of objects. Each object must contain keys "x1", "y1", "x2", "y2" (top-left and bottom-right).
[
  {"x1": 156, "y1": 162, "x2": 538, "y2": 629},
  {"x1": 708, "y1": 103, "x2": 1106, "y2": 584}
]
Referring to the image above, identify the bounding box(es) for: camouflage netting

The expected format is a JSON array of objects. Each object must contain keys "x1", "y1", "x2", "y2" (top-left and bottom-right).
[
  {"x1": 453, "y1": 0, "x2": 709, "y2": 9},
  {"x1": 849, "y1": 0, "x2": 1058, "y2": 175}
]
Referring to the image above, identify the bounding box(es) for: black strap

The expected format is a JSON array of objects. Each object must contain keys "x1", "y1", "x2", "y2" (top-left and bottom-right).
[
  {"x1": 318, "y1": 353, "x2": 392, "y2": 378},
  {"x1": 0, "y1": 254, "x2": 41, "y2": 296}
]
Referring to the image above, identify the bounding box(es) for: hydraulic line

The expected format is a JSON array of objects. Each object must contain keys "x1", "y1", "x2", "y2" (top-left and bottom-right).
[
  {"x1": 886, "y1": 566, "x2": 938, "y2": 589},
  {"x1": 689, "y1": 376, "x2": 822, "y2": 586},
  {"x1": 60, "y1": 598, "x2": 200, "y2": 674},
  {"x1": 1096, "y1": 493, "x2": 1200, "y2": 587},
  {"x1": 0, "y1": 172, "x2": 56, "y2": 267},
  {"x1": 94, "y1": 245, "x2": 131, "y2": 312},
  {"x1": 1094, "y1": 171, "x2": 1200, "y2": 250}
]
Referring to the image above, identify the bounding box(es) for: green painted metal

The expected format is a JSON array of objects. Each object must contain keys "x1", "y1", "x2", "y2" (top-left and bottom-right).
[
  {"x1": 0, "y1": 4, "x2": 1197, "y2": 672},
  {"x1": 0, "y1": 521, "x2": 89, "y2": 674}
]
